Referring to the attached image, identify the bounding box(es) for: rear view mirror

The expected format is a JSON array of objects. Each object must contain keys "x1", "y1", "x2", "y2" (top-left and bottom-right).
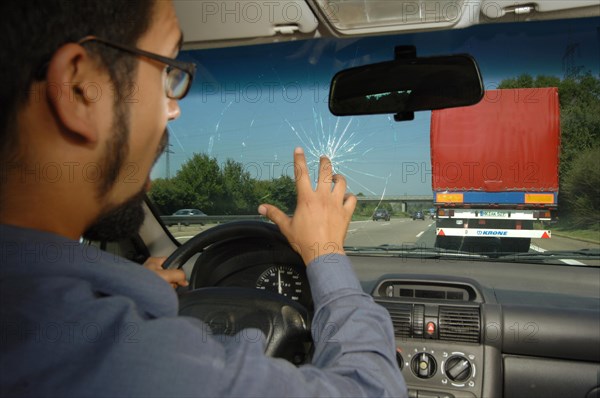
[{"x1": 329, "y1": 53, "x2": 484, "y2": 120}]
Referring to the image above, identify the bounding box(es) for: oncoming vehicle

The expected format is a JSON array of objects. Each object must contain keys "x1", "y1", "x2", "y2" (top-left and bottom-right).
[
  {"x1": 373, "y1": 209, "x2": 391, "y2": 221},
  {"x1": 2, "y1": 1, "x2": 599, "y2": 398}
]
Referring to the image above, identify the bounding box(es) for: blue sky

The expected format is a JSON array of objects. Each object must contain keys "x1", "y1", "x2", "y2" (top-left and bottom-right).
[{"x1": 153, "y1": 17, "x2": 600, "y2": 196}]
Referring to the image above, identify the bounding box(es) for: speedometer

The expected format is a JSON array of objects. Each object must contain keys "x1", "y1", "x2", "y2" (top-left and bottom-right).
[{"x1": 256, "y1": 265, "x2": 303, "y2": 301}]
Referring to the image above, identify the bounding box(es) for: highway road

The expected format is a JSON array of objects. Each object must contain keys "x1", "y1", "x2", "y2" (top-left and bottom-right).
[
  {"x1": 345, "y1": 218, "x2": 437, "y2": 248},
  {"x1": 168, "y1": 217, "x2": 599, "y2": 266},
  {"x1": 345, "y1": 217, "x2": 599, "y2": 266}
]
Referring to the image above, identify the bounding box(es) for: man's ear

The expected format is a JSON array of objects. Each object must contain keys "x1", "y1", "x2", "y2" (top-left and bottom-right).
[{"x1": 45, "y1": 43, "x2": 104, "y2": 144}]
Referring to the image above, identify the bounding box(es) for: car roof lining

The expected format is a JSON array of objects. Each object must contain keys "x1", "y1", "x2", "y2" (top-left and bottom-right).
[{"x1": 176, "y1": 0, "x2": 600, "y2": 50}]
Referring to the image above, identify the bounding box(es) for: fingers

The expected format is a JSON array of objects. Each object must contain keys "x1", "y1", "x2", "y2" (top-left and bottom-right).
[
  {"x1": 316, "y1": 156, "x2": 334, "y2": 192},
  {"x1": 332, "y1": 173, "x2": 348, "y2": 197},
  {"x1": 143, "y1": 257, "x2": 188, "y2": 289},
  {"x1": 293, "y1": 148, "x2": 345, "y2": 197},
  {"x1": 343, "y1": 192, "x2": 357, "y2": 214},
  {"x1": 143, "y1": 256, "x2": 167, "y2": 270},
  {"x1": 293, "y1": 147, "x2": 312, "y2": 196},
  {"x1": 258, "y1": 204, "x2": 291, "y2": 233},
  {"x1": 259, "y1": 147, "x2": 357, "y2": 265},
  {"x1": 151, "y1": 268, "x2": 189, "y2": 289},
  {"x1": 165, "y1": 269, "x2": 189, "y2": 287}
]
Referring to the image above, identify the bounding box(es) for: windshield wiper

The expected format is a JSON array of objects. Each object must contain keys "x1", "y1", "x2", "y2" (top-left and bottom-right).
[
  {"x1": 495, "y1": 249, "x2": 600, "y2": 261},
  {"x1": 344, "y1": 246, "x2": 600, "y2": 263},
  {"x1": 343, "y1": 245, "x2": 489, "y2": 259}
]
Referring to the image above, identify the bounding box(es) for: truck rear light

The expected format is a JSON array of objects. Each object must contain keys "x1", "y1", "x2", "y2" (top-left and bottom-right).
[
  {"x1": 533, "y1": 211, "x2": 552, "y2": 218},
  {"x1": 478, "y1": 219, "x2": 486, "y2": 225},
  {"x1": 525, "y1": 193, "x2": 555, "y2": 204},
  {"x1": 436, "y1": 193, "x2": 464, "y2": 203},
  {"x1": 516, "y1": 220, "x2": 522, "y2": 230}
]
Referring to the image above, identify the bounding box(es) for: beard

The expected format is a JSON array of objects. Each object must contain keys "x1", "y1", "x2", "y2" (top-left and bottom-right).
[
  {"x1": 82, "y1": 188, "x2": 147, "y2": 242},
  {"x1": 82, "y1": 100, "x2": 169, "y2": 242}
]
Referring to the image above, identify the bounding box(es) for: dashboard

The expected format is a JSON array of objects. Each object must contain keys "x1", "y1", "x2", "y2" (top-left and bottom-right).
[
  {"x1": 188, "y1": 236, "x2": 313, "y2": 310},
  {"x1": 352, "y1": 255, "x2": 600, "y2": 398},
  {"x1": 189, "y1": 244, "x2": 600, "y2": 398}
]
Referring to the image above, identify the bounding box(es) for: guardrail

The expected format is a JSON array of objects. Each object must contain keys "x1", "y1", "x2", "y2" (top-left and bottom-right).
[{"x1": 160, "y1": 215, "x2": 266, "y2": 226}]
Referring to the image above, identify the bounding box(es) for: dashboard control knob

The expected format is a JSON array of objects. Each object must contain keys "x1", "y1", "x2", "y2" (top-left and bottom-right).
[
  {"x1": 411, "y1": 352, "x2": 437, "y2": 379},
  {"x1": 444, "y1": 355, "x2": 473, "y2": 382}
]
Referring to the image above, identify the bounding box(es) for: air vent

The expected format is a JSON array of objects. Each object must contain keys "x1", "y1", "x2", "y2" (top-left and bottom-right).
[
  {"x1": 439, "y1": 306, "x2": 481, "y2": 343},
  {"x1": 376, "y1": 300, "x2": 411, "y2": 338},
  {"x1": 376, "y1": 281, "x2": 478, "y2": 302}
]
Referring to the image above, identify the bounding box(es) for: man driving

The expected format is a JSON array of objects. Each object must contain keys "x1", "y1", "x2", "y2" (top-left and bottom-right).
[{"x1": 0, "y1": 1, "x2": 407, "y2": 396}]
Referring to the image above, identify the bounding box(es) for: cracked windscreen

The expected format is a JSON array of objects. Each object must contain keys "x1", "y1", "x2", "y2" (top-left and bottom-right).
[{"x1": 149, "y1": 17, "x2": 599, "y2": 264}]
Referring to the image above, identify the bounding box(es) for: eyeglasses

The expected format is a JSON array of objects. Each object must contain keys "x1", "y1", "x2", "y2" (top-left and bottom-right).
[{"x1": 78, "y1": 35, "x2": 196, "y2": 100}]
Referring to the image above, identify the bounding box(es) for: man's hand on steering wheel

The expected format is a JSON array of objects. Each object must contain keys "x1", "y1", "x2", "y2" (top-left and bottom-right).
[
  {"x1": 144, "y1": 256, "x2": 189, "y2": 289},
  {"x1": 258, "y1": 147, "x2": 357, "y2": 265}
]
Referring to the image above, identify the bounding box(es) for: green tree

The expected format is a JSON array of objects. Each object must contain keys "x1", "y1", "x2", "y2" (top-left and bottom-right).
[
  {"x1": 148, "y1": 178, "x2": 177, "y2": 214},
  {"x1": 562, "y1": 147, "x2": 600, "y2": 228},
  {"x1": 172, "y1": 153, "x2": 224, "y2": 214},
  {"x1": 355, "y1": 192, "x2": 367, "y2": 214},
  {"x1": 254, "y1": 176, "x2": 297, "y2": 214},
  {"x1": 150, "y1": 153, "x2": 298, "y2": 216},
  {"x1": 222, "y1": 159, "x2": 258, "y2": 214}
]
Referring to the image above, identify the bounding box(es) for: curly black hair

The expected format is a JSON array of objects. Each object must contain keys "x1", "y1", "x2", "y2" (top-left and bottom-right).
[{"x1": 0, "y1": 0, "x2": 156, "y2": 162}]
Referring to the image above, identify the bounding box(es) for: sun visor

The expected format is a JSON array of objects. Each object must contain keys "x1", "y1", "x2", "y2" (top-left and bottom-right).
[{"x1": 174, "y1": 1, "x2": 318, "y2": 42}]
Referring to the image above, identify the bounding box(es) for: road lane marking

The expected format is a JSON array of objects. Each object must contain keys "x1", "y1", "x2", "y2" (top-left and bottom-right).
[
  {"x1": 560, "y1": 259, "x2": 586, "y2": 265},
  {"x1": 531, "y1": 244, "x2": 586, "y2": 265},
  {"x1": 347, "y1": 229, "x2": 358, "y2": 233},
  {"x1": 530, "y1": 244, "x2": 546, "y2": 252},
  {"x1": 416, "y1": 231, "x2": 424, "y2": 238},
  {"x1": 175, "y1": 236, "x2": 195, "y2": 240}
]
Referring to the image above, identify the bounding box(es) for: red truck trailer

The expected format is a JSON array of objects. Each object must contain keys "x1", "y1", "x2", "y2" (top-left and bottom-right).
[{"x1": 431, "y1": 87, "x2": 560, "y2": 252}]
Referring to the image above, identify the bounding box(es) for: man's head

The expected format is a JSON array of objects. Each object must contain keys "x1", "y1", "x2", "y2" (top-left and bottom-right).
[{"x1": 0, "y1": 0, "x2": 189, "y2": 241}]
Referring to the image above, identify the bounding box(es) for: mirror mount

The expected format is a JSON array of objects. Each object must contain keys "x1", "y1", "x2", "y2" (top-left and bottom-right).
[
  {"x1": 393, "y1": 45, "x2": 417, "y2": 122},
  {"x1": 394, "y1": 45, "x2": 416, "y2": 59}
]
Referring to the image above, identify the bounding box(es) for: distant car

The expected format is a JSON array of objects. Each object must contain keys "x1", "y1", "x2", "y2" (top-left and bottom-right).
[
  {"x1": 173, "y1": 209, "x2": 206, "y2": 216},
  {"x1": 372, "y1": 209, "x2": 390, "y2": 221},
  {"x1": 412, "y1": 211, "x2": 425, "y2": 220},
  {"x1": 170, "y1": 209, "x2": 207, "y2": 226}
]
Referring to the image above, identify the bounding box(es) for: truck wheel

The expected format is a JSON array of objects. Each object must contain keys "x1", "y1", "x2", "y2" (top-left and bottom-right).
[{"x1": 500, "y1": 238, "x2": 531, "y2": 253}]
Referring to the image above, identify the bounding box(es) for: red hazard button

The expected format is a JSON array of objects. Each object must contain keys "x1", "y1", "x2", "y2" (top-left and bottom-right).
[{"x1": 426, "y1": 322, "x2": 436, "y2": 335}]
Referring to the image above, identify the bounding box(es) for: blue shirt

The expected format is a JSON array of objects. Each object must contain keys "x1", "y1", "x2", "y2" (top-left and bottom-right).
[{"x1": 0, "y1": 224, "x2": 407, "y2": 397}]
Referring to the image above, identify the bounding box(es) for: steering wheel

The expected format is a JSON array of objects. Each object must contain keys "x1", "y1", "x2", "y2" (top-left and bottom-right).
[{"x1": 162, "y1": 221, "x2": 312, "y2": 364}]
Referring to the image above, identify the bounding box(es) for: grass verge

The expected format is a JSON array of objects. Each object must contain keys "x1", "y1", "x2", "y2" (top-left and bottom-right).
[{"x1": 535, "y1": 221, "x2": 600, "y2": 243}]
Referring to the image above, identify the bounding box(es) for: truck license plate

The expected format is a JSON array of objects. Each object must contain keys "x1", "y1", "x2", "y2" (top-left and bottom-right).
[{"x1": 478, "y1": 210, "x2": 509, "y2": 218}]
